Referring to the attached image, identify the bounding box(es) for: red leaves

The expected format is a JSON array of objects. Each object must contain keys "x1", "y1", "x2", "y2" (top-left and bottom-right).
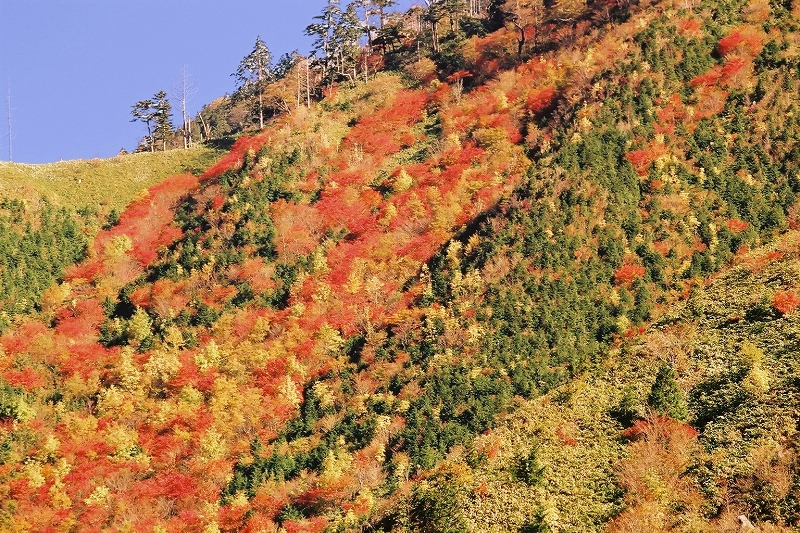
[
  {"x1": 343, "y1": 89, "x2": 428, "y2": 156},
  {"x1": 626, "y1": 150, "x2": 652, "y2": 176},
  {"x1": 717, "y1": 27, "x2": 762, "y2": 58},
  {"x1": 447, "y1": 70, "x2": 473, "y2": 83},
  {"x1": 282, "y1": 517, "x2": 328, "y2": 533},
  {"x1": 1, "y1": 321, "x2": 49, "y2": 356},
  {"x1": 773, "y1": 290, "x2": 800, "y2": 315},
  {"x1": 202, "y1": 134, "x2": 269, "y2": 180},
  {"x1": 721, "y1": 56, "x2": 747, "y2": 79},
  {"x1": 614, "y1": 264, "x2": 646, "y2": 285},
  {"x1": 678, "y1": 18, "x2": 702, "y2": 36},
  {"x1": 526, "y1": 86, "x2": 557, "y2": 115},
  {"x1": 2, "y1": 366, "x2": 44, "y2": 391},
  {"x1": 621, "y1": 415, "x2": 698, "y2": 442},
  {"x1": 726, "y1": 218, "x2": 750, "y2": 233},
  {"x1": 54, "y1": 298, "x2": 106, "y2": 339}
]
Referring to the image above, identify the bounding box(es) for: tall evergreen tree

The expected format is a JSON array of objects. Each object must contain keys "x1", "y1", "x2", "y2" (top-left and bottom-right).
[
  {"x1": 233, "y1": 36, "x2": 273, "y2": 129},
  {"x1": 153, "y1": 91, "x2": 173, "y2": 151},
  {"x1": 131, "y1": 91, "x2": 171, "y2": 152},
  {"x1": 647, "y1": 361, "x2": 688, "y2": 420},
  {"x1": 306, "y1": 0, "x2": 343, "y2": 84},
  {"x1": 130, "y1": 97, "x2": 156, "y2": 152},
  {"x1": 333, "y1": 3, "x2": 364, "y2": 81}
]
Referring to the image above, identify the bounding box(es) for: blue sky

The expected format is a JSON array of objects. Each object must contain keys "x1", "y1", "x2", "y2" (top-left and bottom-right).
[{"x1": 0, "y1": 1, "x2": 416, "y2": 164}]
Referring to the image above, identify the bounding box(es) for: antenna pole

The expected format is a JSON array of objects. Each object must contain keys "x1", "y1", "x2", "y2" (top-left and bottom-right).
[{"x1": 6, "y1": 86, "x2": 11, "y2": 162}]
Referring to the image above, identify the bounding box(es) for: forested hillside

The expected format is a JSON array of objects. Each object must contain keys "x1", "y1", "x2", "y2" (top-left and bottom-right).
[
  {"x1": 0, "y1": 148, "x2": 223, "y2": 331},
  {"x1": 2, "y1": 0, "x2": 800, "y2": 531}
]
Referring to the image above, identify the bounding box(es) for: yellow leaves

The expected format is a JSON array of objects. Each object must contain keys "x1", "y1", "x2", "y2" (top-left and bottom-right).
[
  {"x1": 117, "y1": 347, "x2": 143, "y2": 392},
  {"x1": 345, "y1": 258, "x2": 368, "y2": 294},
  {"x1": 97, "y1": 386, "x2": 135, "y2": 418},
  {"x1": 740, "y1": 341, "x2": 771, "y2": 396},
  {"x1": 279, "y1": 375, "x2": 302, "y2": 409},
  {"x1": 127, "y1": 307, "x2": 152, "y2": 345},
  {"x1": 248, "y1": 315, "x2": 271, "y2": 342},
  {"x1": 203, "y1": 378, "x2": 265, "y2": 442},
  {"x1": 105, "y1": 234, "x2": 133, "y2": 261},
  {"x1": 40, "y1": 282, "x2": 71, "y2": 315},
  {"x1": 378, "y1": 202, "x2": 397, "y2": 228},
  {"x1": 196, "y1": 340, "x2": 224, "y2": 373},
  {"x1": 104, "y1": 423, "x2": 139, "y2": 459},
  {"x1": 394, "y1": 168, "x2": 414, "y2": 193},
  {"x1": 83, "y1": 485, "x2": 112, "y2": 507},
  {"x1": 312, "y1": 381, "x2": 336, "y2": 410},
  {"x1": 143, "y1": 348, "x2": 181, "y2": 387},
  {"x1": 200, "y1": 428, "x2": 227, "y2": 461},
  {"x1": 179, "y1": 385, "x2": 204, "y2": 406},
  {"x1": 162, "y1": 325, "x2": 185, "y2": 349},
  {"x1": 311, "y1": 281, "x2": 332, "y2": 303},
  {"x1": 23, "y1": 461, "x2": 46, "y2": 488},
  {"x1": 320, "y1": 445, "x2": 353, "y2": 486},
  {"x1": 743, "y1": 364, "x2": 771, "y2": 396},
  {"x1": 62, "y1": 371, "x2": 101, "y2": 405}
]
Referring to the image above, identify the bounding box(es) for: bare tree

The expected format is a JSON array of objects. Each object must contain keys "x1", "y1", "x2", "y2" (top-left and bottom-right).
[
  {"x1": 6, "y1": 86, "x2": 12, "y2": 162},
  {"x1": 173, "y1": 65, "x2": 197, "y2": 149}
]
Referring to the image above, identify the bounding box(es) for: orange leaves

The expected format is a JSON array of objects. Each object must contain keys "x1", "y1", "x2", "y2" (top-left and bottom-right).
[
  {"x1": 526, "y1": 86, "x2": 557, "y2": 115},
  {"x1": 721, "y1": 56, "x2": 747, "y2": 80},
  {"x1": 202, "y1": 133, "x2": 270, "y2": 180},
  {"x1": 612, "y1": 416, "x2": 703, "y2": 530},
  {"x1": 343, "y1": 89, "x2": 428, "y2": 156},
  {"x1": 614, "y1": 264, "x2": 646, "y2": 286},
  {"x1": 272, "y1": 199, "x2": 323, "y2": 259},
  {"x1": 54, "y1": 298, "x2": 106, "y2": 340},
  {"x1": 136, "y1": 470, "x2": 197, "y2": 500},
  {"x1": 773, "y1": 290, "x2": 800, "y2": 315},
  {"x1": 717, "y1": 26, "x2": 763, "y2": 58},
  {"x1": 282, "y1": 517, "x2": 328, "y2": 533},
  {"x1": 677, "y1": 18, "x2": 703, "y2": 37},
  {"x1": 689, "y1": 66, "x2": 723, "y2": 88},
  {"x1": 2, "y1": 366, "x2": 44, "y2": 392},
  {"x1": 626, "y1": 150, "x2": 652, "y2": 176},
  {"x1": 726, "y1": 218, "x2": 750, "y2": 233},
  {"x1": 315, "y1": 186, "x2": 380, "y2": 238}
]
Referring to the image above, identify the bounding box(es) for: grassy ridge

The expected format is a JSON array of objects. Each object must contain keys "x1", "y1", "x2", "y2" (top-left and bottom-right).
[{"x1": 0, "y1": 147, "x2": 224, "y2": 212}]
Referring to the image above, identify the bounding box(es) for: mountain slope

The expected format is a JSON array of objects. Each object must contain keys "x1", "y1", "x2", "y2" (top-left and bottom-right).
[{"x1": 2, "y1": 0, "x2": 800, "y2": 531}]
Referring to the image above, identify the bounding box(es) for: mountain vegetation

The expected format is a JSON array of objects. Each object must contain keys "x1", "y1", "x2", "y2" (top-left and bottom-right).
[{"x1": 2, "y1": 0, "x2": 800, "y2": 531}]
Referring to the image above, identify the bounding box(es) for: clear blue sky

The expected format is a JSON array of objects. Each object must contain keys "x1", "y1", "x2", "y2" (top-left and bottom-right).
[{"x1": 0, "y1": 1, "x2": 416, "y2": 164}]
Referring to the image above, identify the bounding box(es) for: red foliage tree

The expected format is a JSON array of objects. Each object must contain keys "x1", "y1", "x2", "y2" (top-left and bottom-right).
[
  {"x1": 717, "y1": 27, "x2": 762, "y2": 57},
  {"x1": 773, "y1": 290, "x2": 800, "y2": 315},
  {"x1": 726, "y1": 218, "x2": 749, "y2": 233},
  {"x1": 614, "y1": 264, "x2": 646, "y2": 285},
  {"x1": 626, "y1": 150, "x2": 652, "y2": 176},
  {"x1": 526, "y1": 86, "x2": 557, "y2": 115},
  {"x1": 2, "y1": 366, "x2": 44, "y2": 392}
]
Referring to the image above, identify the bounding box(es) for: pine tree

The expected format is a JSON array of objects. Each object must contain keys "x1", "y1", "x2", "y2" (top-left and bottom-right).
[
  {"x1": 233, "y1": 36, "x2": 273, "y2": 129},
  {"x1": 647, "y1": 361, "x2": 688, "y2": 420},
  {"x1": 153, "y1": 91, "x2": 173, "y2": 151},
  {"x1": 131, "y1": 91, "x2": 172, "y2": 152},
  {"x1": 306, "y1": 0, "x2": 343, "y2": 84},
  {"x1": 130, "y1": 97, "x2": 156, "y2": 152}
]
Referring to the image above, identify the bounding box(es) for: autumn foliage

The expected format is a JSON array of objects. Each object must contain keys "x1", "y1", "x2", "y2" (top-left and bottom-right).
[{"x1": 772, "y1": 290, "x2": 800, "y2": 315}]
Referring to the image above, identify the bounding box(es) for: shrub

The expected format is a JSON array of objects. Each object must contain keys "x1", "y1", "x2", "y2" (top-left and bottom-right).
[{"x1": 772, "y1": 290, "x2": 800, "y2": 315}]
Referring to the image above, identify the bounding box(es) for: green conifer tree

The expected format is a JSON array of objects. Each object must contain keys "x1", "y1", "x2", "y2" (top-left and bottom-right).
[{"x1": 647, "y1": 361, "x2": 688, "y2": 420}]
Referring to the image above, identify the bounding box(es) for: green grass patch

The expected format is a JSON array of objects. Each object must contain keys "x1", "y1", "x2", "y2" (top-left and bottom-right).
[{"x1": 0, "y1": 146, "x2": 224, "y2": 212}]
